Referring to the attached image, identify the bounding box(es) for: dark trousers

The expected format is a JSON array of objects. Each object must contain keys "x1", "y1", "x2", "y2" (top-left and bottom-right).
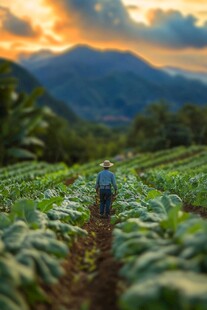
[{"x1": 99, "y1": 189, "x2": 112, "y2": 216}]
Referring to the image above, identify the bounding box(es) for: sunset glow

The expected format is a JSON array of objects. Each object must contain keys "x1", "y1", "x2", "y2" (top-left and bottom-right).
[
  {"x1": 0, "y1": 0, "x2": 207, "y2": 72},
  {"x1": 124, "y1": 0, "x2": 207, "y2": 25}
]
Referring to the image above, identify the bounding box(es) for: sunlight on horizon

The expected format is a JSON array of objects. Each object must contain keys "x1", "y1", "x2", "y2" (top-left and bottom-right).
[{"x1": 0, "y1": 0, "x2": 207, "y2": 72}]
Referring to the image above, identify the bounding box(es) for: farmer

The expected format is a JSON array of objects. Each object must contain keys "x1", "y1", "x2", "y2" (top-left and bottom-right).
[{"x1": 95, "y1": 159, "x2": 117, "y2": 218}]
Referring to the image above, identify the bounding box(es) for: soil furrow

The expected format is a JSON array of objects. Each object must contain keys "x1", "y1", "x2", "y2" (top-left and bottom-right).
[{"x1": 36, "y1": 204, "x2": 122, "y2": 310}]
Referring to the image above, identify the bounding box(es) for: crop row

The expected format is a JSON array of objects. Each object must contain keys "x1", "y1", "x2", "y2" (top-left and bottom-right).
[
  {"x1": 143, "y1": 167, "x2": 207, "y2": 207},
  {"x1": 0, "y1": 163, "x2": 75, "y2": 212},
  {"x1": 111, "y1": 169, "x2": 207, "y2": 310},
  {"x1": 116, "y1": 145, "x2": 206, "y2": 171},
  {"x1": 0, "y1": 163, "x2": 95, "y2": 310},
  {"x1": 113, "y1": 145, "x2": 207, "y2": 208},
  {"x1": 154, "y1": 150, "x2": 207, "y2": 172},
  {"x1": 1, "y1": 147, "x2": 207, "y2": 310},
  {"x1": 0, "y1": 162, "x2": 68, "y2": 184}
]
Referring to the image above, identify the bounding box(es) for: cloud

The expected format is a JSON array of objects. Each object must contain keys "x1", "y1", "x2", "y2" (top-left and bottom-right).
[
  {"x1": 44, "y1": 0, "x2": 207, "y2": 49},
  {"x1": 198, "y1": 10, "x2": 207, "y2": 15},
  {"x1": 125, "y1": 5, "x2": 139, "y2": 11},
  {"x1": 0, "y1": 5, "x2": 62, "y2": 60},
  {"x1": 0, "y1": 6, "x2": 37, "y2": 37},
  {"x1": 46, "y1": 0, "x2": 132, "y2": 36},
  {"x1": 63, "y1": 0, "x2": 129, "y2": 26},
  {"x1": 141, "y1": 9, "x2": 207, "y2": 48}
]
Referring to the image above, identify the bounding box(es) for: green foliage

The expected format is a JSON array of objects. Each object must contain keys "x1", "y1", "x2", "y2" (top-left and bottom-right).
[
  {"x1": 0, "y1": 62, "x2": 48, "y2": 166},
  {"x1": 120, "y1": 271, "x2": 207, "y2": 310},
  {"x1": 127, "y1": 101, "x2": 207, "y2": 151},
  {"x1": 112, "y1": 167, "x2": 207, "y2": 309},
  {"x1": 146, "y1": 168, "x2": 207, "y2": 208},
  {"x1": 41, "y1": 115, "x2": 126, "y2": 165},
  {"x1": 1, "y1": 148, "x2": 207, "y2": 309},
  {"x1": 0, "y1": 60, "x2": 127, "y2": 166},
  {"x1": 10, "y1": 200, "x2": 47, "y2": 228},
  {"x1": 0, "y1": 282, "x2": 30, "y2": 310},
  {"x1": 0, "y1": 161, "x2": 91, "y2": 309}
]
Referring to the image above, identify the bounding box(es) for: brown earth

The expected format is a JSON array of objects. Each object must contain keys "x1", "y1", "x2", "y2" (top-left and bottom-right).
[
  {"x1": 64, "y1": 177, "x2": 78, "y2": 186},
  {"x1": 183, "y1": 204, "x2": 207, "y2": 218},
  {"x1": 36, "y1": 204, "x2": 123, "y2": 310}
]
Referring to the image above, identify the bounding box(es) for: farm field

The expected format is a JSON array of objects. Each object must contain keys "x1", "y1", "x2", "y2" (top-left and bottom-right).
[{"x1": 1, "y1": 145, "x2": 207, "y2": 310}]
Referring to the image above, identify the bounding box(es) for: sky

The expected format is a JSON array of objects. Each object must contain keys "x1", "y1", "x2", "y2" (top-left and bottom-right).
[{"x1": 0, "y1": 0, "x2": 207, "y2": 72}]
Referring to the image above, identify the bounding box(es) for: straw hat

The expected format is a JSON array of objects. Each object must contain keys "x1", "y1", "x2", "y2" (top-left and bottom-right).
[{"x1": 100, "y1": 160, "x2": 114, "y2": 167}]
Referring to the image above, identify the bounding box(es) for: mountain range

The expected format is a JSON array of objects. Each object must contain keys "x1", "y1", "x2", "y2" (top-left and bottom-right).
[{"x1": 20, "y1": 45, "x2": 207, "y2": 125}]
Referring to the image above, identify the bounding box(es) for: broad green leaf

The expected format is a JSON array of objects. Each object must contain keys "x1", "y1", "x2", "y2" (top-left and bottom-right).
[
  {"x1": 17, "y1": 249, "x2": 65, "y2": 284},
  {"x1": 116, "y1": 218, "x2": 159, "y2": 233},
  {"x1": 7, "y1": 148, "x2": 36, "y2": 159},
  {"x1": 10, "y1": 200, "x2": 46, "y2": 228},
  {"x1": 0, "y1": 255, "x2": 33, "y2": 286},
  {"x1": 30, "y1": 238, "x2": 68, "y2": 258},
  {"x1": 37, "y1": 197, "x2": 63, "y2": 213},
  {"x1": 0, "y1": 213, "x2": 11, "y2": 229},
  {"x1": 20, "y1": 137, "x2": 44, "y2": 147},
  {"x1": 0, "y1": 240, "x2": 4, "y2": 254},
  {"x1": 3, "y1": 221, "x2": 28, "y2": 252},
  {"x1": 0, "y1": 282, "x2": 29, "y2": 310},
  {"x1": 160, "y1": 205, "x2": 180, "y2": 233},
  {"x1": 145, "y1": 189, "x2": 162, "y2": 201},
  {"x1": 120, "y1": 271, "x2": 207, "y2": 310}
]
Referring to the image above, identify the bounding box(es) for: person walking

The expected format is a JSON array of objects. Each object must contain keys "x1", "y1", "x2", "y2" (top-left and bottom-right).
[{"x1": 95, "y1": 159, "x2": 117, "y2": 218}]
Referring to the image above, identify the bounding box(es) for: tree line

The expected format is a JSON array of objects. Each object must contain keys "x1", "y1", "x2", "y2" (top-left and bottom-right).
[
  {"x1": 127, "y1": 101, "x2": 207, "y2": 151},
  {"x1": 1, "y1": 61, "x2": 207, "y2": 167}
]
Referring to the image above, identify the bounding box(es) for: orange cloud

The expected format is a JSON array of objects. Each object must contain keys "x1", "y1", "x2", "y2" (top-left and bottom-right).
[
  {"x1": 43, "y1": 0, "x2": 132, "y2": 42},
  {"x1": 1, "y1": 0, "x2": 207, "y2": 73},
  {"x1": 0, "y1": 6, "x2": 39, "y2": 37},
  {"x1": 42, "y1": 1, "x2": 207, "y2": 51},
  {"x1": 0, "y1": 46, "x2": 19, "y2": 60},
  {"x1": 0, "y1": 4, "x2": 65, "y2": 60},
  {"x1": 125, "y1": 5, "x2": 139, "y2": 11}
]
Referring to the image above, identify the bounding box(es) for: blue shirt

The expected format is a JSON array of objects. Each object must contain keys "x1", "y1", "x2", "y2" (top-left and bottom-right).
[{"x1": 95, "y1": 169, "x2": 117, "y2": 190}]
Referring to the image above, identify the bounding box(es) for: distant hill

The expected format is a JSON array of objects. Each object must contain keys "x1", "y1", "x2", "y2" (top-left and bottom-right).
[
  {"x1": 162, "y1": 66, "x2": 207, "y2": 85},
  {"x1": 0, "y1": 58, "x2": 79, "y2": 124},
  {"x1": 20, "y1": 45, "x2": 207, "y2": 124}
]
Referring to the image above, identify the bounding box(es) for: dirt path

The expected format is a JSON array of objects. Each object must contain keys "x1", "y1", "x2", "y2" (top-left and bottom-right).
[
  {"x1": 36, "y1": 204, "x2": 122, "y2": 310},
  {"x1": 183, "y1": 204, "x2": 207, "y2": 218}
]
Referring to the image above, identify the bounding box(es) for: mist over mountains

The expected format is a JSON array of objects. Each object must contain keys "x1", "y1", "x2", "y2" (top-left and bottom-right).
[
  {"x1": 162, "y1": 66, "x2": 207, "y2": 85},
  {"x1": 20, "y1": 45, "x2": 207, "y2": 125}
]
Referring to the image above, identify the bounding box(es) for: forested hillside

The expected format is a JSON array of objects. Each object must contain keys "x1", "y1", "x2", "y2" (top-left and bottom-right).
[
  {"x1": 0, "y1": 58, "x2": 78, "y2": 123},
  {"x1": 21, "y1": 45, "x2": 207, "y2": 124}
]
